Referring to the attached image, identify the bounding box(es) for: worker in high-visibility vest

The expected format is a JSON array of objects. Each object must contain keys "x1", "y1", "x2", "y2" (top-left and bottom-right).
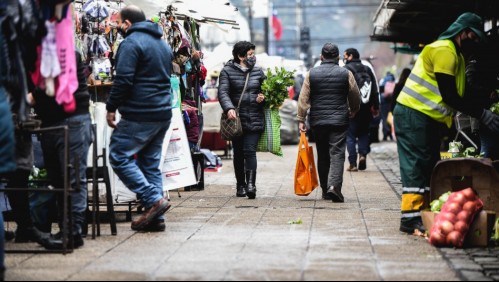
[{"x1": 394, "y1": 12, "x2": 499, "y2": 234}]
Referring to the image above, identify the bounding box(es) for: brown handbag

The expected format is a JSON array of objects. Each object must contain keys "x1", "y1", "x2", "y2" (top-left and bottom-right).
[{"x1": 220, "y1": 73, "x2": 250, "y2": 141}]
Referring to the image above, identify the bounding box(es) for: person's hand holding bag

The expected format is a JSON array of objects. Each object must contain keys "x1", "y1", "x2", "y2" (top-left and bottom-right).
[{"x1": 227, "y1": 109, "x2": 237, "y2": 120}]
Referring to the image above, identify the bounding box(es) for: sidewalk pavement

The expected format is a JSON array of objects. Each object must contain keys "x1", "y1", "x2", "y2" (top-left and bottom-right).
[
  {"x1": 371, "y1": 142, "x2": 499, "y2": 282},
  {"x1": 5, "y1": 144, "x2": 460, "y2": 281}
]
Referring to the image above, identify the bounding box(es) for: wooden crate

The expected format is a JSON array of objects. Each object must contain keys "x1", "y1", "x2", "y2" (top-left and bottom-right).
[{"x1": 428, "y1": 158, "x2": 499, "y2": 215}]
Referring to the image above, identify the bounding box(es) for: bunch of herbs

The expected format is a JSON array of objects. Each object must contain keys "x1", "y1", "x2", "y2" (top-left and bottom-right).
[{"x1": 261, "y1": 67, "x2": 295, "y2": 110}]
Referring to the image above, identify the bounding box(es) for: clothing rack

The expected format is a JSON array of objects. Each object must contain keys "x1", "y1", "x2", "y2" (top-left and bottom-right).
[{"x1": 2, "y1": 126, "x2": 76, "y2": 254}]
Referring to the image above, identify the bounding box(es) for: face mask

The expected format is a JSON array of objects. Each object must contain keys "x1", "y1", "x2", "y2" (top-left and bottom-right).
[
  {"x1": 461, "y1": 38, "x2": 478, "y2": 55},
  {"x1": 117, "y1": 24, "x2": 127, "y2": 37},
  {"x1": 244, "y1": 56, "x2": 256, "y2": 68},
  {"x1": 185, "y1": 60, "x2": 192, "y2": 73}
]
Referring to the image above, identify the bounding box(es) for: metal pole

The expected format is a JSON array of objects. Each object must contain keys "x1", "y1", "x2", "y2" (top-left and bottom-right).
[
  {"x1": 247, "y1": 1, "x2": 254, "y2": 42},
  {"x1": 63, "y1": 125, "x2": 70, "y2": 254},
  {"x1": 264, "y1": 17, "x2": 269, "y2": 53}
]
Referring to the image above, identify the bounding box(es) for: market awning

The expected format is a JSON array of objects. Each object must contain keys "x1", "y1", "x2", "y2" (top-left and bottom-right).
[
  {"x1": 371, "y1": 0, "x2": 499, "y2": 46},
  {"x1": 162, "y1": 0, "x2": 241, "y2": 30},
  {"x1": 126, "y1": 0, "x2": 241, "y2": 30}
]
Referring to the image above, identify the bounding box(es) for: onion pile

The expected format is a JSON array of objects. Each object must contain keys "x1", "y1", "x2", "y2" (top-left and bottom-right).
[{"x1": 429, "y1": 188, "x2": 483, "y2": 247}]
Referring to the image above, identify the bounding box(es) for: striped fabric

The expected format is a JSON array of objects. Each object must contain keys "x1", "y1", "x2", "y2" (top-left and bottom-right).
[{"x1": 257, "y1": 108, "x2": 283, "y2": 156}]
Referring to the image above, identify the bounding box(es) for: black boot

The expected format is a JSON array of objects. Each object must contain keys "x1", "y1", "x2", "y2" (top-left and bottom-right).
[
  {"x1": 245, "y1": 170, "x2": 257, "y2": 199},
  {"x1": 15, "y1": 226, "x2": 48, "y2": 244},
  {"x1": 322, "y1": 187, "x2": 332, "y2": 200},
  {"x1": 40, "y1": 232, "x2": 84, "y2": 250},
  {"x1": 326, "y1": 186, "x2": 344, "y2": 203},
  {"x1": 235, "y1": 170, "x2": 246, "y2": 197},
  {"x1": 236, "y1": 184, "x2": 247, "y2": 197}
]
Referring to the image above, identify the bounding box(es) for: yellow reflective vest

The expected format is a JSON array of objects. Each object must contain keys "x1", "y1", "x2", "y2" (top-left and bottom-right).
[{"x1": 397, "y1": 40, "x2": 465, "y2": 128}]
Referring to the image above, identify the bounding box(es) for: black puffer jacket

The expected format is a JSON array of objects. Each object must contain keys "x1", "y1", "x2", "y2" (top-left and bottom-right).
[
  {"x1": 344, "y1": 59, "x2": 379, "y2": 125},
  {"x1": 309, "y1": 60, "x2": 350, "y2": 127},
  {"x1": 218, "y1": 60, "x2": 266, "y2": 132}
]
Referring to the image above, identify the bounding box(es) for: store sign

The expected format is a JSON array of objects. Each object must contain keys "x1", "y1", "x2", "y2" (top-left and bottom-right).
[{"x1": 160, "y1": 109, "x2": 197, "y2": 191}]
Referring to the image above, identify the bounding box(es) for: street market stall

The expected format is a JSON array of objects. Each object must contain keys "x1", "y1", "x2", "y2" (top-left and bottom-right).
[{"x1": 370, "y1": 0, "x2": 499, "y2": 247}]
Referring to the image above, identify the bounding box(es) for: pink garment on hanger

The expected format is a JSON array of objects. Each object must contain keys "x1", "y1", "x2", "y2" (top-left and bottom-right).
[
  {"x1": 55, "y1": 7, "x2": 78, "y2": 113},
  {"x1": 40, "y1": 21, "x2": 60, "y2": 96}
]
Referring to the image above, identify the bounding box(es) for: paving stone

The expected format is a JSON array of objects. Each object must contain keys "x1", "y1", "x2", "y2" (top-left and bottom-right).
[
  {"x1": 449, "y1": 258, "x2": 483, "y2": 271},
  {"x1": 476, "y1": 257, "x2": 499, "y2": 263},
  {"x1": 3, "y1": 144, "x2": 461, "y2": 280},
  {"x1": 461, "y1": 270, "x2": 492, "y2": 281}
]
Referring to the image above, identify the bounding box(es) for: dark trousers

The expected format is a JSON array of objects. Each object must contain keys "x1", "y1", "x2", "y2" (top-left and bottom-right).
[
  {"x1": 40, "y1": 114, "x2": 92, "y2": 235},
  {"x1": 347, "y1": 119, "x2": 371, "y2": 166},
  {"x1": 232, "y1": 131, "x2": 261, "y2": 184},
  {"x1": 394, "y1": 104, "x2": 441, "y2": 224},
  {"x1": 313, "y1": 126, "x2": 348, "y2": 191},
  {"x1": 6, "y1": 169, "x2": 32, "y2": 229}
]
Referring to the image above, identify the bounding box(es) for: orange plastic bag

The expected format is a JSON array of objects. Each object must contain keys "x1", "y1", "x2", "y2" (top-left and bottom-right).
[{"x1": 294, "y1": 132, "x2": 319, "y2": 196}]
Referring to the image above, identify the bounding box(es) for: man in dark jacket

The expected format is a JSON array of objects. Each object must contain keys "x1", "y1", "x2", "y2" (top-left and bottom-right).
[
  {"x1": 343, "y1": 48, "x2": 380, "y2": 172},
  {"x1": 107, "y1": 5, "x2": 173, "y2": 232},
  {"x1": 298, "y1": 43, "x2": 360, "y2": 202}
]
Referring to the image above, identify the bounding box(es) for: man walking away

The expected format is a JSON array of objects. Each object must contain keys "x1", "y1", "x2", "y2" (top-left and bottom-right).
[
  {"x1": 343, "y1": 48, "x2": 380, "y2": 172},
  {"x1": 297, "y1": 43, "x2": 360, "y2": 202},
  {"x1": 107, "y1": 5, "x2": 174, "y2": 232}
]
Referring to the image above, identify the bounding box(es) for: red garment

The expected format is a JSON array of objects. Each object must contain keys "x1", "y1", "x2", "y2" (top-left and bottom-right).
[{"x1": 182, "y1": 100, "x2": 200, "y2": 144}]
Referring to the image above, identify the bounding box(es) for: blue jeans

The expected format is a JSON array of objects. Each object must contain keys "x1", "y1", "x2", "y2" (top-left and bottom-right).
[
  {"x1": 347, "y1": 119, "x2": 371, "y2": 166},
  {"x1": 40, "y1": 114, "x2": 92, "y2": 235},
  {"x1": 110, "y1": 118, "x2": 170, "y2": 210}
]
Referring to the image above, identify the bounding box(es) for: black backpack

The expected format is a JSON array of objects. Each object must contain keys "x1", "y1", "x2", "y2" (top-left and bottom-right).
[{"x1": 346, "y1": 63, "x2": 372, "y2": 104}]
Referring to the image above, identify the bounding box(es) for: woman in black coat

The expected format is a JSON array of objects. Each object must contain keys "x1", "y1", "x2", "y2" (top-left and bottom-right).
[{"x1": 218, "y1": 41, "x2": 266, "y2": 199}]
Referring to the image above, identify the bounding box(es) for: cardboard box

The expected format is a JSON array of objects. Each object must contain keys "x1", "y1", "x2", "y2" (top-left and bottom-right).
[
  {"x1": 429, "y1": 158, "x2": 499, "y2": 215},
  {"x1": 422, "y1": 210, "x2": 496, "y2": 247}
]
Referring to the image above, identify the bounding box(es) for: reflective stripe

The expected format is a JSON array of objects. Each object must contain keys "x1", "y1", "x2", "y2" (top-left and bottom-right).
[
  {"x1": 402, "y1": 187, "x2": 426, "y2": 194},
  {"x1": 425, "y1": 187, "x2": 431, "y2": 192},
  {"x1": 402, "y1": 86, "x2": 453, "y2": 116},
  {"x1": 409, "y1": 73, "x2": 441, "y2": 96},
  {"x1": 401, "y1": 212, "x2": 421, "y2": 218}
]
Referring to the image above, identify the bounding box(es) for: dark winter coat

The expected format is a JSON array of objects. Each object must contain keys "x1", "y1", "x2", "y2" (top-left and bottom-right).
[
  {"x1": 33, "y1": 52, "x2": 90, "y2": 127},
  {"x1": 107, "y1": 21, "x2": 173, "y2": 122},
  {"x1": 344, "y1": 59, "x2": 380, "y2": 127},
  {"x1": 309, "y1": 60, "x2": 351, "y2": 127},
  {"x1": 218, "y1": 60, "x2": 266, "y2": 132}
]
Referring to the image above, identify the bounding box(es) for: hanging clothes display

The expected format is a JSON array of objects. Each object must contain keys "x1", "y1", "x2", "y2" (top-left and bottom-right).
[{"x1": 55, "y1": 9, "x2": 78, "y2": 113}]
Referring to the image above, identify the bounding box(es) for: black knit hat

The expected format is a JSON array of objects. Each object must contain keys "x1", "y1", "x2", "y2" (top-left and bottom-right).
[{"x1": 321, "y1": 43, "x2": 339, "y2": 59}]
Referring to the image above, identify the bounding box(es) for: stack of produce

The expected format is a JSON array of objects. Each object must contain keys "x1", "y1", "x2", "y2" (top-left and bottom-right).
[{"x1": 429, "y1": 188, "x2": 483, "y2": 247}]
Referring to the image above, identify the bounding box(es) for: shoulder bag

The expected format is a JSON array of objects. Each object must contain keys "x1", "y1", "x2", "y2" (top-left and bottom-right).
[{"x1": 220, "y1": 73, "x2": 250, "y2": 141}]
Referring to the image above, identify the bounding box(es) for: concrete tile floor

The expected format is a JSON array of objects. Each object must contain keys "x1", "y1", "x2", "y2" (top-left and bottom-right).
[{"x1": 5, "y1": 145, "x2": 459, "y2": 281}]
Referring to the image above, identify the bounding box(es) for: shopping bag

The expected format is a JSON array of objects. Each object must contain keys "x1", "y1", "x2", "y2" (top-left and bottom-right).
[
  {"x1": 294, "y1": 132, "x2": 319, "y2": 196},
  {"x1": 257, "y1": 108, "x2": 283, "y2": 156}
]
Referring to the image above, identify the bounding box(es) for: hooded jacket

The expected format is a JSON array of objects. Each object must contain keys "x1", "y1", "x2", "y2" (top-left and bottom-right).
[
  {"x1": 107, "y1": 21, "x2": 174, "y2": 122},
  {"x1": 344, "y1": 58, "x2": 379, "y2": 126},
  {"x1": 218, "y1": 60, "x2": 266, "y2": 132}
]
